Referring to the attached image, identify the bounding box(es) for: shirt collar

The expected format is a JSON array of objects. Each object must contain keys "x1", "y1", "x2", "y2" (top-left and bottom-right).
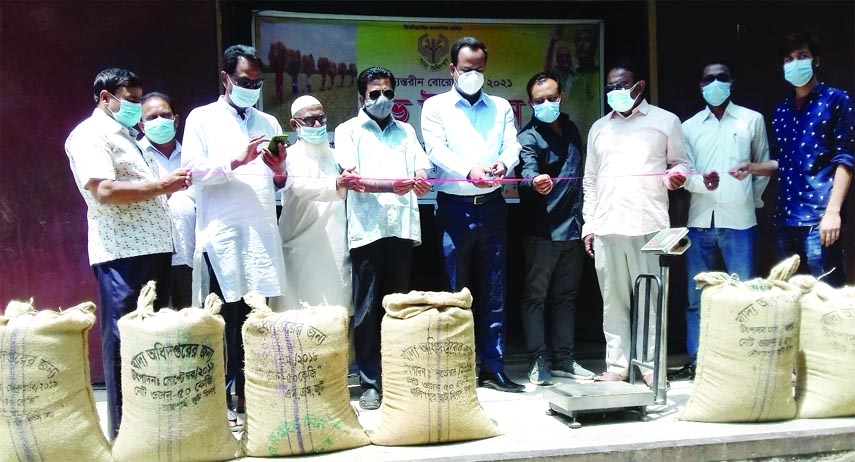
[
  {"x1": 91, "y1": 108, "x2": 129, "y2": 135},
  {"x1": 216, "y1": 95, "x2": 253, "y2": 120},
  {"x1": 609, "y1": 98, "x2": 650, "y2": 120},
  {"x1": 701, "y1": 101, "x2": 738, "y2": 122},
  {"x1": 452, "y1": 87, "x2": 487, "y2": 107},
  {"x1": 138, "y1": 136, "x2": 182, "y2": 158},
  {"x1": 786, "y1": 82, "x2": 827, "y2": 108},
  {"x1": 356, "y1": 107, "x2": 396, "y2": 131}
]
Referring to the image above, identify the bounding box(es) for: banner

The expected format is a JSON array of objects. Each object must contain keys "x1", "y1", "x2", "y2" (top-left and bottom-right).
[{"x1": 254, "y1": 12, "x2": 603, "y2": 200}]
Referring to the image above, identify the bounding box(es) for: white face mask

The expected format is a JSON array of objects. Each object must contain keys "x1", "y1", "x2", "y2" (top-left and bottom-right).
[
  {"x1": 701, "y1": 80, "x2": 731, "y2": 107},
  {"x1": 455, "y1": 68, "x2": 484, "y2": 95},
  {"x1": 783, "y1": 58, "x2": 814, "y2": 87},
  {"x1": 606, "y1": 82, "x2": 639, "y2": 113}
]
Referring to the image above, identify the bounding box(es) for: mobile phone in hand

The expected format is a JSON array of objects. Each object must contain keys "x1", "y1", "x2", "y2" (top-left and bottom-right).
[{"x1": 267, "y1": 134, "x2": 289, "y2": 154}]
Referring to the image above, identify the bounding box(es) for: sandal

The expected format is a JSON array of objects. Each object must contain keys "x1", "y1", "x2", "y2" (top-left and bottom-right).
[
  {"x1": 358, "y1": 388, "x2": 381, "y2": 410},
  {"x1": 227, "y1": 409, "x2": 244, "y2": 432},
  {"x1": 593, "y1": 371, "x2": 628, "y2": 382},
  {"x1": 643, "y1": 373, "x2": 670, "y2": 390}
]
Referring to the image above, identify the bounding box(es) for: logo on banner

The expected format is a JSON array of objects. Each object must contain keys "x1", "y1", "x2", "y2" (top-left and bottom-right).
[{"x1": 418, "y1": 33, "x2": 450, "y2": 71}]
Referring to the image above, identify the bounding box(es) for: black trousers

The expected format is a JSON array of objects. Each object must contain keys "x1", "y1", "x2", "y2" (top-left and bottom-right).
[
  {"x1": 350, "y1": 237, "x2": 413, "y2": 391},
  {"x1": 519, "y1": 237, "x2": 584, "y2": 363}
]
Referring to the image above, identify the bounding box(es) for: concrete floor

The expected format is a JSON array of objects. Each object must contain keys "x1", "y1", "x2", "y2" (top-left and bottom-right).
[{"x1": 93, "y1": 354, "x2": 855, "y2": 462}]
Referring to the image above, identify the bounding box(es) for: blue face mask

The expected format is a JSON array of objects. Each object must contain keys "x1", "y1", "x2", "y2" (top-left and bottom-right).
[
  {"x1": 108, "y1": 94, "x2": 142, "y2": 128},
  {"x1": 783, "y1": 58, "x2": 813, "y2": 87},
  {"x1": 298, "y1": 125, "x2": 328, "y2": 144},
  {"x1": 701, "y1": 80, "x2": 731, "y2": 107},
  {"x1": 229, "y1": 82, "x2": 261, "y2": 108},
  {"x1": 606, "y1": 82, "x2": 639, "y2": 113},
  {"x1": 143, "y1": 117, "x2": 176, "y2": 144},
  {"x1": 533, "y1": 100, "x2": 561, "y2": 123}
]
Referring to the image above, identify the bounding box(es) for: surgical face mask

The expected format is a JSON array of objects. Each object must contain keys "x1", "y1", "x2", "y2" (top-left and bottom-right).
[
  {"x1": 298, "y1": 124, "x2": 328, "y2": 144},
  {"x1": 533, "y1": 100, "x2": 561, "y2": 123},
  {"x1": 701, "y1": 80, "x2": 731, "y2": 107},
  {"x1": 143, "y1": 117, "x2": 176, "y2": 144},
  {"x1": 455, "y1": 68, "x2": 484, "y2": 95},
  {"x1": 229, "y1": 82, "x2": 261, "y2": 108},
  {"x1": 784, "y1": 58, "x2": 814, "y2": 87},
  {"x1": 364, "y1": 96, "x2": 393, "y2": 120},
  {"x1": 108, "y1": 94, "x2": 142, "y2": 128},
  {"x1": 606, "y1": 82, "x2": 639, "y2": 113}
]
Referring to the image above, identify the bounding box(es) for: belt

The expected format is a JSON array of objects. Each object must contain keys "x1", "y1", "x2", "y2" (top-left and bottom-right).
[{"x1": 437, "y1": 189, "x2": 502, "y2": 205}]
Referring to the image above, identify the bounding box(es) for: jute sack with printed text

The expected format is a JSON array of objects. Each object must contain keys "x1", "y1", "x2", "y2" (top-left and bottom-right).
[
  {"x1": 240, "y1": 293, "x2": 368, "y2": 456},
  {"x1": 112, "y1": 282, "x2": 239, "y2": 462},
  {"x1": 0, "y1": 299, "x2": 112, "y2": 462},
  {"x1": 370, "y1": 288, "x2": 500, "y2": 445},
  {"x1": 789, "y1": 275, "x2": 855, "y2": 418},
  {"x1": 680, "y1": 261, "x2": 801, "y2": 422}
]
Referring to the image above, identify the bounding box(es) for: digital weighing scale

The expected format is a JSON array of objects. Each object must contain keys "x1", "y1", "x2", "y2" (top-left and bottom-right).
[{"x1": 543, "y1": 228, "x2": 690, "y2": 428}]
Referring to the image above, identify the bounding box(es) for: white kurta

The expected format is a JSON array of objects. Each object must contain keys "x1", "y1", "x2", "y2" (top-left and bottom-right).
[
  {"x1": 270, "y1": 140, "x2": 352, "y2": 313},
  {"x1": 182, "y1": 96, "x2": 287, "y2": 304}
]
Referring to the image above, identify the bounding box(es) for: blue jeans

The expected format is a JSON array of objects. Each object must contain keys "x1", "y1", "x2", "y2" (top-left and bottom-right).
[
  {"x1": 776, "y1": 225, "x2": 846, "y2": 287},
  {"x1": 685, "y1": 226, "x2": 756, "y2": 362},
  {"x1": 435, "y1": 191, "x2": 507, "y2": 373}
]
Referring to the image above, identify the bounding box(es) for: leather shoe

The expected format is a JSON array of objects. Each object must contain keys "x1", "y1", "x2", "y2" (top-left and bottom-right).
[{"x1": 478, "y1": 371, "x2": 524, "y2": 393}]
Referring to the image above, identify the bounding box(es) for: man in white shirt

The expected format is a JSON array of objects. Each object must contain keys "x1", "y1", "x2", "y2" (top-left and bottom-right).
[
  {"x1": 335, "y1": 66, "x2": 431, "y2": 410},
  {"x1": 421, "y1": 37, "x2": 524, "y2": 393},
  {"x1": 672, "y1": 58, "x2": 773, "y2": 381},
  {"x1": 271, "y1": 95, "x2": 360, "y2": 311},
  {"x1": 182, "y1": 44, "x2": 288, "y2": 423},
  {"x1": 582, "y1": 60, "x2": 690, "y2": 386},
  {"x1": 138, "y1": 91, "x2": 196, "y2": 309},
  {"x1": 65, "y1": 68, "x2": 191, "y2": 438}
]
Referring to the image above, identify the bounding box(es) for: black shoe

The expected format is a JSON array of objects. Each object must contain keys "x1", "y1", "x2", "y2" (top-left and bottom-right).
[
  {"x1": 478, "y1": 371, "x2": 524, "y2": 393},
  {"x1": 667, "y1": 363, "x2": 696, "y2": 381}
]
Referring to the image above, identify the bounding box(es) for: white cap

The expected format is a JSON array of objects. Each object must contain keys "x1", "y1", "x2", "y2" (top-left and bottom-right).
[{"x1": 290, "y1": 95, "x2": 321, "y2": 117}]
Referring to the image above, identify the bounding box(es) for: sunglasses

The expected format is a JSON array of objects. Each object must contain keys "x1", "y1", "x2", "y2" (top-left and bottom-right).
[
  {"x1": 367, "y1": 89, "x2": 395, "y2": 100},
  {"x1": 701, "y1": 73, "x2": 732, "y2": 85},
  {"x1": 229, "y1": 75, "x2": 264, "y2": 90},
  {"x1": 294, "y1": 114, "x2": 327, "y2": 126},
  {"x1": 604, "y1": 82, "x2": 634, "y2": 92}
]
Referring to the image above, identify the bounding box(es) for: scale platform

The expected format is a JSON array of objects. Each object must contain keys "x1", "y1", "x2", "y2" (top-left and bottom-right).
[{"x1": 543, "y1": 381, "x2": 655, "y2": 428}]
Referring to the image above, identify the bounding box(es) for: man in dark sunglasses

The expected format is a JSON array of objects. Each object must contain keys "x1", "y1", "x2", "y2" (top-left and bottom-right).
[
  {"x1": 182, "y1": 44, "x2": 289, "y2": 429},
  {"x1": 674, "y1": 57, "x2": 774, "y2": 382},
  {"x1": 333, "y1": 66, "x2": 431, "y2": 411}
]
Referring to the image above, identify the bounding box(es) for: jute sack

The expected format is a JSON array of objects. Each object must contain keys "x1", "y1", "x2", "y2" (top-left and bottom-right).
[
  {"x1": 370, "y1": 288, "x2": 500, "y2": 446},
  {"x1": 789, "y1": 275, "x2": 855, "y2": 418},
  {"x1": 112, "y1": 282, "x2": 239, "y2": 462},
  {"x1": 0, "y1": 299, "x2": 112, "y2": 462},
  {"x1": 240, "y1": 293, "x2": 368, "y2": 456},
  {"x1": 680, "y1": 263, "x2": 801, "y2": 422}
]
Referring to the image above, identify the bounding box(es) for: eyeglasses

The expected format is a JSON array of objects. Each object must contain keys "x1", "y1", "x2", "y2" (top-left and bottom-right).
[
  {"x1": 604, "y1": 82, "x2": 634, "y2": 92},
  {"x1": 228, "y1": 74, "x2": 264, "y2": 90},
  {"x1": 367, "y1": 89, "x2": 395, "y2": 100},
  {"x1": 701, "y1": 73, "x2": 732, "y2": 85},
  {"x1": 294, "y1": 114, "x2": 327, "y2": 126}
]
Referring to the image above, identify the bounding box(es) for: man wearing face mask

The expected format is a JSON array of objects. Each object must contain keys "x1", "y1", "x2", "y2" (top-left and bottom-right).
[
  {"x1": 422, "y1": 37, "x2": 524, "y2": 393},
  {"x1": 772, "y1": 32, "x2": 854, "y2": 287},
  {"x1": 138, "y1": 91, "x2": 196, "y2": 309},
  {"x1": 582, "y1": 60, "x2": 690, "y2": 387},
  {"x1": 270, "y1": 95, "x2": 362, "y2": 312},
  {"x1": 334, "y1": 66, "x2": 432, "y2": 410},
  {"x1": 515, "y1": 72, "x2": 594, "y2": 386},
  {"x1": 672, "y1": 58, "x2": 773, "y2": 381},
  {"x1": 65, "y1": 68, "x2": 191, "y2": 438},
  {"x1": 182, "y1": 44, "x2": 288, "y2": 427}
]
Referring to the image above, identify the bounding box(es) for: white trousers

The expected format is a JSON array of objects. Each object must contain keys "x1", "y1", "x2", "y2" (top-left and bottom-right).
[{"x1": 594, "y1": 233, "x2": 660, "y2": 376}]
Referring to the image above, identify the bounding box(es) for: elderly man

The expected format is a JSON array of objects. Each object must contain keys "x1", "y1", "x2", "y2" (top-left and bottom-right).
[{"x1": 272, "y1": 95, "x2": 361, "y2": 311}]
